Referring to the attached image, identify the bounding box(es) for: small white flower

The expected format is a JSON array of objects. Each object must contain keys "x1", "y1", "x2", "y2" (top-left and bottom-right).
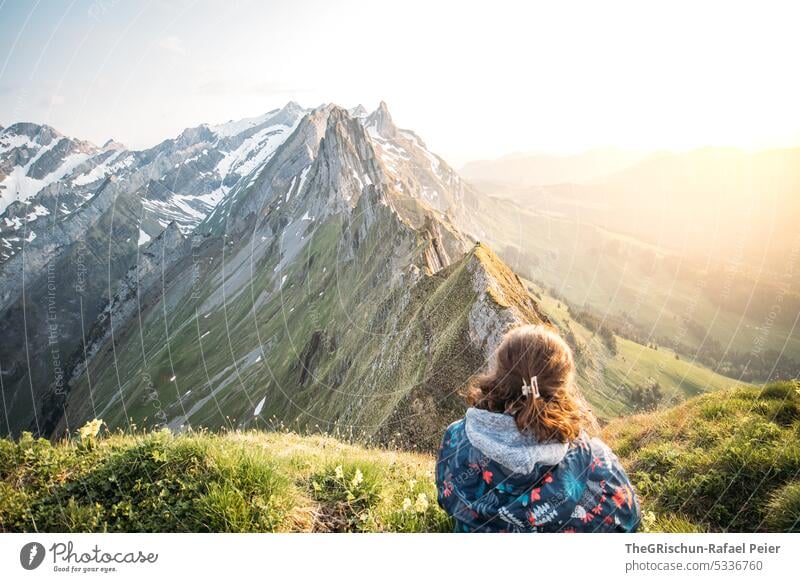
[
  {"x1": 351, "y1": 468, "x2": 364, "y2": 488},
  {"x1": 414, "y1": 493, "x2": 429, "y2": 513},
  {"x1": 78, "y1": 419, "x2": 104, "y2": 441}
]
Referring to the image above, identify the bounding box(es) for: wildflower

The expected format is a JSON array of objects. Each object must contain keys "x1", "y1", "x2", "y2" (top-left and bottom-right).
[
  {"x1": 334, "y1": 465, "x2": 344, "y2": 480},
  {"x1": 78, "y1": 419, "x2": 104, "y2": 441},
  {"x1": 402, "y1": 497, "x2": 412, "y2": 511},
  {"x1": 640, "y1": 510, "x2": 657, "y2": 531},
  {"x1": 351, "y1": 468, "x2": 364, "y2": 489},
  {"x1": 408, "y1": 478, "x2": 417, "y2": 489},
  {"x1": 414, "y1": 493, "x2": 429, "y2": 513}
]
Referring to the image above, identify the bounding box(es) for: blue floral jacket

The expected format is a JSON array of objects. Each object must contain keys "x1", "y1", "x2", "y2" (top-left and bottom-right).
[{"x1": 436, "y1": 408, "x2": 641, "y2": 532}]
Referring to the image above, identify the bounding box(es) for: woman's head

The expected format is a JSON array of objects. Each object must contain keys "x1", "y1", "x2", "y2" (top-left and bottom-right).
[{"x1": 466, "y1": 324, "x2": 595, "y2": 442}]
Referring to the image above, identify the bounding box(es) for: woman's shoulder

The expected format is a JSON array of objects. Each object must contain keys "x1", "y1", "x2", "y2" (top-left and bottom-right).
[
  {"x1": 437, "y1": 417, "x2": 466, "y2": 452},
  {"x1": 562, "y1": 432, "x2": 621, "y2": 468},
  {"x1": 443, "y1": 417, "x2": 466, "y2": 437}
]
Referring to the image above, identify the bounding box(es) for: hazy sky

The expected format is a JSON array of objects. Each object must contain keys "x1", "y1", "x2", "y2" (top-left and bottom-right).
[{"x1": 1, "y1": 0, "x2": 799, "y2": 165}]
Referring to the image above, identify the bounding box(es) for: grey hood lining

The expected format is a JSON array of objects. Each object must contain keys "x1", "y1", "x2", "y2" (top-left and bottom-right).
[{"x1": 464, "y1": 407, "x2": 569, "y2": 474}]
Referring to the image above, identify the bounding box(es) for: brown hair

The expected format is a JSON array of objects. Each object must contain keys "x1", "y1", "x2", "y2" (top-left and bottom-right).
[{"x1": 467, "y1": 324, "x2": 596, "y2": 442}]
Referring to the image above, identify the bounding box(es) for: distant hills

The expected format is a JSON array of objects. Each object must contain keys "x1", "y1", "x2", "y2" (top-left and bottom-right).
[
  {"x1": 463, "y1": 146, "x2": 800, "y2": 269},
  {"x1": 461, "y1": 147, "x2": 646, "y2": 187},
  {"x1": 459, "y1": 146, "x2": 800, "y2": 383}
]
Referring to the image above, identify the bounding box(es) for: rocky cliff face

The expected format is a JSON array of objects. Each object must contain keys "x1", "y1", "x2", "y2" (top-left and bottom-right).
[
  {"x1": 1, "y1": 103, "x2": 545, "y2": 450},
  {"x1": 0, "y1": 104, "x2": 306, "y2": 436},
  {"x1": 68, "y1": 222, "x2": 192, "y2": 387}
]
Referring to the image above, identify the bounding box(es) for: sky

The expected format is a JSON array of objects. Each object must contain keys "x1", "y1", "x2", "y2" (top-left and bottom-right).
[{"x1": 1, "y1": 0, "x2": 799, "y2": 165}]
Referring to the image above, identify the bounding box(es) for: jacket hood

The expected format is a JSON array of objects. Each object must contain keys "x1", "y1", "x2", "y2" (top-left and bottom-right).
[
  {"x1": 465, "y1": 408, "x2": 568, "y2": 474},
  {"x1": 436, "y1": 414, "x2": 642, "y2": 532}
]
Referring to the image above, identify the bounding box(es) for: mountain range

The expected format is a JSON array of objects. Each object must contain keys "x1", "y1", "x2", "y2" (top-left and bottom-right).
[
  {"x1": 0, "y1": 102, "x2": 545, "y2": 448},
  {"x1": 4, "y1": 101, "x2": 783, "y2": 449},
  {"x1": 1, "y1": 109, "x2": 795, "y2": 531}
]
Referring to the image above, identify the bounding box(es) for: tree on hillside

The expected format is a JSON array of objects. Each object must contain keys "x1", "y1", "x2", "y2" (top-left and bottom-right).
[{"x1": 628, "y1": 379, "x2": 663, "y2": 411}]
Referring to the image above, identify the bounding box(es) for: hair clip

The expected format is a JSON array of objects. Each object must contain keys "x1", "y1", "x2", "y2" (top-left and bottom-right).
[
  {"x1": 521, "y1": 382, "x2": 531, "y2": 397},
  {"x1": 521, "y1": 376, "x2": 541, "y2": 399}
]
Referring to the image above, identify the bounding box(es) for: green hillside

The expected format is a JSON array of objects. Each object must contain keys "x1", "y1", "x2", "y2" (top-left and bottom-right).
[
  {"x1": 532, "y1": 288, "x2": 750, "y2": 419},
  {"x1": 603, "y1": 380, "x2": 800, "y2": 532},
  {"x1": 2, "y1": 382, "x2": 797, "y2": 533}
]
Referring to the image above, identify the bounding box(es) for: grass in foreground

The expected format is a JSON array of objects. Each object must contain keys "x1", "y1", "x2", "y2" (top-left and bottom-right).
[
  {"x1": 2, "y1": 382, "x2": 798, "y2": 533},
  {"x1": 603, "y1": 380, "x2": 800, "y2": 532},
  {"x1": 0, "y1": 428, "x2": 451, "y2": 533}
]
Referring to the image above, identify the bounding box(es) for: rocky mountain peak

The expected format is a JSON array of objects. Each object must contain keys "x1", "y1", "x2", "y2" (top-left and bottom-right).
[
  {"x1": 101, "y1": 138, "x2": 126, "y2": 151},
  {"x1": 309, "y1": 105, "x2": 386, "y2": 212},
  {"x1": 174, "y1": 124, "x2": 216, "y2": 148},
  {"x1": 365, "y1": 100, "x2": 396, "y2": 139},
  {"x1": 282, "y1": 100, "x2": 303, "y2": 115},
  {"x1": 349, "y1": 104, "x2": 368, "y2": 118},
  {"x1": 4, "y1": 122, "x2": 62, "y2": 144},
  {"x1": 157, "y1": 220, "x2": 186, "y2": 249},
  {"x1": 263, "y1": 101, "x2": 306, "y2": 129}
]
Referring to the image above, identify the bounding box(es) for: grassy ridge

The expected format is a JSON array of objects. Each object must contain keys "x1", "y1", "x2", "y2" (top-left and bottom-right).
[{"x1": 3, "y1": 382, "x2": 797, "y2": 533}]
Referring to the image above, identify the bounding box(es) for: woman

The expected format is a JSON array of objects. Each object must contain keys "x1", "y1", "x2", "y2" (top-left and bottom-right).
[{"x1": 436, "y1": 324, "x2": 640, "y2": 532}]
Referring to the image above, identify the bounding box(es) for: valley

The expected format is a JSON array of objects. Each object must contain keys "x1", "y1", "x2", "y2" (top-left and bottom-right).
[{"x1": 460, "y1": 179, "x2": 800, "y2": 384}]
